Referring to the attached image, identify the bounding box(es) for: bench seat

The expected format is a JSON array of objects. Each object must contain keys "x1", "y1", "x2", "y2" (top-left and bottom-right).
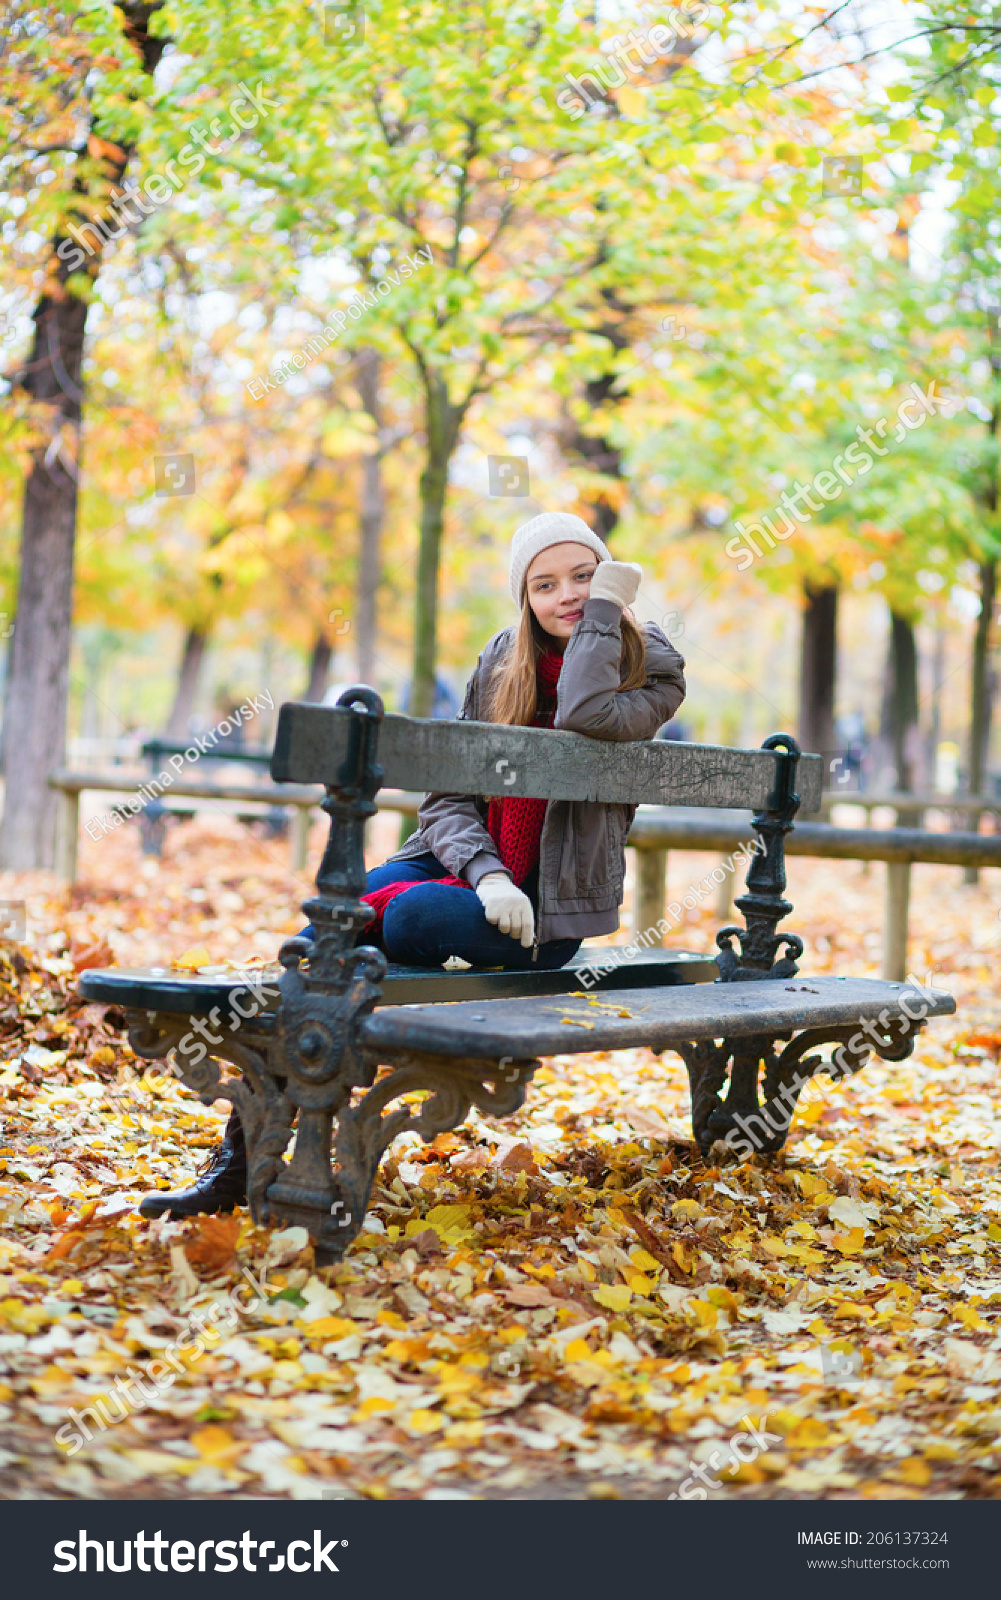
[
  {"x1": 78, "y1": 946, "x2": 718, "y2": 1015},
  {"x1": 358, "y1": 975, "x2": 956, "y2": 1061}
]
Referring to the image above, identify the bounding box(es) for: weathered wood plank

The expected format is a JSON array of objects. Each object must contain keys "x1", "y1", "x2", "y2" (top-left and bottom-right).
[
  {"x1": 77, "y1": 948, "x2": 719, "y2": 1015},
  {"x1": 358, "y1": 975, "x2": 955, "y2": 1061},
  {"x1": 271, "y1": 703, "x2": 824, "y2": 811}
]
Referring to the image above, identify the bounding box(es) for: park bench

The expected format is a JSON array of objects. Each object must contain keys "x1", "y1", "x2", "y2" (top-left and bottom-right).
[
  {"x1": 138, "y1": 739, "x2": 286, "y2": 854},
  {"x1": 79, "y1": 687, "x2": 956, "y2": 1265}
]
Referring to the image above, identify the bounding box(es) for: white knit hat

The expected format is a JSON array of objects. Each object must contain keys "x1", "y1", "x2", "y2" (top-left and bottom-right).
[{"x1": 509, "y1": 512, "x2": 610, "y2": 604}]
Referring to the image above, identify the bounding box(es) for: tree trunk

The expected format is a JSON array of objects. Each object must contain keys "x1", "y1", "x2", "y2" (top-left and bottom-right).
[
  {"x1": 0, "y1": 6, "x2": 166, "y2": 867},
  {"x1": 165, "y1": 627, "x2": 208, "y2": 739},
  {"x1": 964, "y1": 558, "x2": 996, "y2": 881},
  {"x1": 883, "y1": 610, "x2": 920, "y2": 799},
  {"x1": 565, "y1": 367, "x2": 626, "y2": 543},
  {"x1": 966, "y1": 307, "x2": 1001, "y2": 880},
  {"x1": 560, "y1": 305, "x2": 630, "y2": 541},
  {"x1": 969, "y1": 569, "x2": 998, "y2": 802},
  {"x1": 927, "y1": 614, "x2": 946, "y2": 788},
  {"x1": 797, "y1": 581, "x2": 838, "y2": 758},
  {"x1": 304, "y1": 633, "x2": 333, "y2": 702},
  {"x1": 355, "y1": 350, "x2": 385, "y2": 687},
  {"x1": 0, "y1": 282, "x2": 86, "y2": 865},
  {"x1": 411, "y1": 371, "x2": 465, "y2": 718}
]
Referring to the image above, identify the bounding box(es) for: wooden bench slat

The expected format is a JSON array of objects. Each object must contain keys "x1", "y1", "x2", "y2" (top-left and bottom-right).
[
  {"x1": 76, "y1": 948, "x2": 720, "y2": 1015},
  {"x1": 271, "y1": 703, "x2": 824, "y2": 811},
  {"x1": 376, "y1": 947, "x2": 717, "y2": 1002},
  {"x1": 357, "y1": 975, "x2": 955, "y2": 1060}
]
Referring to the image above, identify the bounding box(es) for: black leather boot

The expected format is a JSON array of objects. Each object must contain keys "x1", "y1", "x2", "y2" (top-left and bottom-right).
[{"x1": 140, "y1": 1108, "x2": 247, "y2": 1219}]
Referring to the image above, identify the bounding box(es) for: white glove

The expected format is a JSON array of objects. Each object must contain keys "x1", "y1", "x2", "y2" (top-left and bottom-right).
[
  {"x1": 475, "y1": 872, "x2": 535, "y2": 948},
  {"x1": 589, "y1": 560, "x2": 643, "y2": 609}
]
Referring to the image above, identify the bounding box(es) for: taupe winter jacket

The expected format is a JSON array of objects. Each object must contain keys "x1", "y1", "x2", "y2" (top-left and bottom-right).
[{"x1": 388, "y1": 597, "x2": 687, "y2": 942}]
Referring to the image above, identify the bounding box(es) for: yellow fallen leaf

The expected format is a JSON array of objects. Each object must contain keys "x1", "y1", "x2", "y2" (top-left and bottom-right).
[
  {"x1": 171, "y1": 946, "x2": 212, "y2": 971},
  {"x1": 404, "y1": 1408, "x2": 444, "y2": 1435},
  {"x1": 302, "y1": 1315, "x2": 358, "y2": 1340},
  {"x1": 891, "y1": 1458, "x2": 932, "y2": 1487},
  {"x1": 376, "y1": 1309, "x2": 407, "y2": 1330},
  {"x1": 763, "y1": 1236, "x2": 827, "y2": 1264},
  {"x1": 436, "y1": 1370, "x2": 482, "y2": 1406},
  {"x1": 687, "y1": 1300, "x2": 717, "y2": 1330},
  {"x1": 794, "y1": 1173, "x2": 829, "y2": 1197},
  {"x1": 629, "y1": 1247, "x2": 660, "y2": 1273},
  {"x1": 626, "y1": 1271, "x2": 656, "y2": 1296},
  {"x1": 673, "y1": 1239, "x2": 700, "y2": 1274},
  {"x1": 707, "y1": 1287, "x2": 740, "y2": 1315},
  {"x1": 355, "y1": 1396, "x2": 396, "y2": 1418},
  {"x1": 29, "y1": 1363, "x2": 75, "y2": 1395},
  {"x1": 952, "y1": 1304, "x2": 990, "y2": 1332},
  {"x1": 832, "y1": 1302, "x2": 869, "y2": 1321},
  {"x1": 190, "y1": 1425, "x2": 246, "y2": 1469},
  {"x1": 272, "y1": 1360, "x2": 303, "y2": 1381},
  {"x1": 0, "y1": 1299, "x2": 51, "y2": 1334},
  {"x1": 785, "y1": 1417, "x2": 830, "y2": 1449},
  {"x1": 424, "y1": 1204, "x2": 471, "y2": 1230},
  {"x1": 560, "y1": 1017, "x2": 595, "y2": 1029},
  {"x1": 831, "y1": 1227, "x2": 865, "y2": 1255},
  {"x1": 593, "y1": 1283, "x2": 632, "y2": 1313}
]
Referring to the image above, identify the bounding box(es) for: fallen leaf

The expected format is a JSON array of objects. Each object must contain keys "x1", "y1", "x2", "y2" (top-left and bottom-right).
[
  {"x1": 70, "y1": 938, "x2": 115, "y2": 974},
  {"x1": 593, "y1": 1283, "x2": 632, "y2": 1313},
  {"x1": 170, "y1": 946, "x2": 213, "y2": 971},
  {"x1": 501, "y1": 1284, "x2": 561, "y2": 1308},
  {"x1": 190, "y1": 1424, "x2": 246, "y2": 1469},
  {"x1": 183, "y1": 1214, "x2": 241, "y2": 1274},
  {"x1": 496, "y1": 1143, "x2": 540, "y2": 1175}
]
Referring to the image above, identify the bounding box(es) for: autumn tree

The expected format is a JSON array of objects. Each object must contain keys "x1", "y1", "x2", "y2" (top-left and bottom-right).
[{"x1": 0, "y1": 1, "x2": 170, "y2": 865}]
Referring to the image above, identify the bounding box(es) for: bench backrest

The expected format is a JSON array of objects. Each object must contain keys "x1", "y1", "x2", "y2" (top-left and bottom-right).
[{"x1": 272, "y1": 703, "x2": 823, "y2": 812}]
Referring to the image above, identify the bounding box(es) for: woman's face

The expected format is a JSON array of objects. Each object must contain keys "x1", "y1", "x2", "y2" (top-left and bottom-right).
[{"x1": 525, "y1": 542, "x2": 599, "y2": 642}]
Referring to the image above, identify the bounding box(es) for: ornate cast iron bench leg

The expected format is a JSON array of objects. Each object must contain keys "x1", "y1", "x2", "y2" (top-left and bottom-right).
[
  {"x1": 124, "y1": 1009, "x2": 296, "y2": 1214},
  {"x1": 676, "y1": 735, "x2": 929, "y2": 1156}
]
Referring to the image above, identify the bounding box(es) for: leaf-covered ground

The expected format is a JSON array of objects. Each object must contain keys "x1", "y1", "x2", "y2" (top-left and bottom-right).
[{"x1": 1, "y1": 814, "x2": 1000, "y2": 1501}]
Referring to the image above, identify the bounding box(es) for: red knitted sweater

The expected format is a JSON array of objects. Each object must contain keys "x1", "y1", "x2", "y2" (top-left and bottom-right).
[{"x1": 486, "y1": 648, "x2": 562, "y2": 884}]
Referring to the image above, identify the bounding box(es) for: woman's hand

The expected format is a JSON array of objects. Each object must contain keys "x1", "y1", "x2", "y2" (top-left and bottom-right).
[
  {"x1": 589, "y1": 560, "x2": 642, "y2": 610},
  {"x1": 475, "y1": 872, "x2": 535, "y2": 947}
]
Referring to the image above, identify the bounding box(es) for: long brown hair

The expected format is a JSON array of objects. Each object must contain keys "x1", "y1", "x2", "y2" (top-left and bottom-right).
[{"x1": 487, "y1": 597, "x2": 648, "y2": 726}]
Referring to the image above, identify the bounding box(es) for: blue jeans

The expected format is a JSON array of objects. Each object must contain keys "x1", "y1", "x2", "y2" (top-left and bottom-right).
[{"x1": 302, "y1": 852, "x2": 580, "y2": 971}]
